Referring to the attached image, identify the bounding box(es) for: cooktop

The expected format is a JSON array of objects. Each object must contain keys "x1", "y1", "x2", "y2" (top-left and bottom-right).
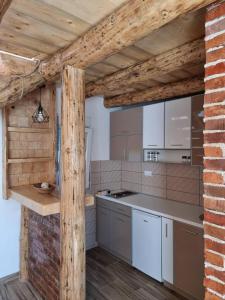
[{"x1": 108, "y1": 190, "x2": 137, "y2": 199}]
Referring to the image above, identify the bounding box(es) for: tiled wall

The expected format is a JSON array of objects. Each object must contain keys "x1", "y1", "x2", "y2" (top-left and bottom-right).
[{"x1": 91, "y1": 160, "x2": 203, "y2": 206}]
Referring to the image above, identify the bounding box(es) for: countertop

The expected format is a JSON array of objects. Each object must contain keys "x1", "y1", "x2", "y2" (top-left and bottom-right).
[
  {"x1": 10, "y1": 185, "x2": 95, "y2": 216},
  {"x1": 96, "y1": 193, "x2": 203, "y2": 228}
]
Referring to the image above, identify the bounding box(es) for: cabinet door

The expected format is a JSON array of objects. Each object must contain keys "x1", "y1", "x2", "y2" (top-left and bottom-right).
[
  {"x1": 162, "y1": 218, "x2": 173, "y2": 284},
  {"x1": 126, "y1": 134, "x2": 142, "y2": 161},
  {"x1": 143, "y1": 103, "x2": 164, "y2": 149},
  {"x1": 174, "y1": 222, "x2": 204, "y2": 300},
  {"x1": 110, "y1": 107, "x2": 142, "y2": 137},
  {"x1": 165, "y1": 98, "x2": 191, "y2": 149},
  {"x1": 96, "y1": 206, "x2": 111, "y2": 250},
  {"x1": 111, "y1": 211, "x2": 131, "y2": 263},
  {"x1": 110, "y1": 135, "x2": 127, "y2": 160},
  {"x1": 191, "y1": 94, "x2": 204, "y2": 166}
]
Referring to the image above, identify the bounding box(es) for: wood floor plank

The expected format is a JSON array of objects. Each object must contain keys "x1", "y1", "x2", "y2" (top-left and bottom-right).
[{"x1": 0, "y1": 247, "x2": 187, "y2": 300}]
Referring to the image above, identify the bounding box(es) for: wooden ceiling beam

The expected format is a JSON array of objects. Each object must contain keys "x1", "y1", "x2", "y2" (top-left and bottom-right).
[
  {"x1": 0, "y1": 0, "x2": 215, "y2": 107},
  {"x1": 86, "y1": 38, "x2": 205, "y2": 97},
  {"x1": 104, "y1": 77, "x2": 204, "y2": 108},
  {"x1": 0, "y1": 0, "x2": 12, "y2": 22}
]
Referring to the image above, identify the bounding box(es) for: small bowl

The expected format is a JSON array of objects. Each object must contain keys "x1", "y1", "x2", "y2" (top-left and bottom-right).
[{"x1": 32, "y1": 183, "x2": 55, "y2": 194}]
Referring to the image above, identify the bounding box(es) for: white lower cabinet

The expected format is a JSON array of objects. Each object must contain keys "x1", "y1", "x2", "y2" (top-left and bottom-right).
[
  {"x1": 132, "y1": 209, "x2": 162, "y2": 282},
  {"x1": 162, "y1": 218, "x2": 174, "y2": 284}
]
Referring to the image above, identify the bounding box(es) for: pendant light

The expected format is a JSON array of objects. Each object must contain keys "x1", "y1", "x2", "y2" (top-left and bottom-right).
[{"x1": 32, "y1": 88, "x2": 49, "y2": 123}]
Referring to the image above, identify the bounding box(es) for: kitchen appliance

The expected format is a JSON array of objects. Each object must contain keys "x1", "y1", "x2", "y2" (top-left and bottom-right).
[
  {"x1": 132, "y1": 209, "x2": 162, "y2": 282},
  {"x1": 108, "y1": 191, "x2": 137, "y2": 199}
]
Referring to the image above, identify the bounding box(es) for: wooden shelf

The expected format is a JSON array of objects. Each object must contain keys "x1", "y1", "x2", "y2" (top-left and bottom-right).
[
  {"x1": 8, "y1": 158, "x2": 53, "y2": 164},
  {"x1": 9, "y1": 185, "x2": 95, "y2": 216},
  {"x1": 8, "y1": 127, "x2": 51, "y2": 133}
]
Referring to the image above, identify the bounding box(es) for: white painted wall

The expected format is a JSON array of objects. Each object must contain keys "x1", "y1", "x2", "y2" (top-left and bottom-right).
[
  {"x1": 85, "y1": 96, "x2": 111, "y2": 161},
  {"x1": 0, "y1": 110, "x2": 21, "y2": 279}
]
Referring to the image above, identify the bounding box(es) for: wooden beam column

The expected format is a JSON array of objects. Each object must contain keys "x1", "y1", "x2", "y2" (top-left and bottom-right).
[{"x1": 60, "y1": 66, "x2": 85, "y2": 300}]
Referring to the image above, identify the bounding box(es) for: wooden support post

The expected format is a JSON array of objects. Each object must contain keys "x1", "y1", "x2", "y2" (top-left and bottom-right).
[
  {"x1": 60, "y1": 66, "x2": 85, "y2": 300},
  {"x1": 20, "y1": 206, "x2": 29, "y2": 281}
]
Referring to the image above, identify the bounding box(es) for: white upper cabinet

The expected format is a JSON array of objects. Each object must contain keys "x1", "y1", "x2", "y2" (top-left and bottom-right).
[
  {"x1": 143, "y1": 102, "x2": 165, "y2": 149},
  {"x1": 165, "y1": 97, "x2": 191, "y2": 149}
]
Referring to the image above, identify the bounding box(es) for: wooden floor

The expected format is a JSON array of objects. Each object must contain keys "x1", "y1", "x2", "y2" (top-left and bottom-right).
[
  {"x1": 0, "y1": 247, "x2": 187, "y2": 300},
  {"x1": 86, "y1": 247, "x2": 186, "y2": 300},
  {"x1": 0, "y1": 274, "x2": 42, "y2": 300}
]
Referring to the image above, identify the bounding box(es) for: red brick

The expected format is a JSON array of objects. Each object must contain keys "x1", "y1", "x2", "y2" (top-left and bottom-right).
[
  {"x1": 204, "y1": 132, "x2": 225, "y2": 144},
  {"x1": 205, "y1": 105, "x2": 225, "y2": 117},
  {"x1": 204, "y1": 184, "x2": 225, "y2": 198},
  {"x1": 206, "y1": 2, "x2": 225, "y2": 22},
  {"x1": 205, "y1": 62, "x2": 225, "y2": 77},
  {"x1": 205, "y1": 290, "x2": 223, "y2": 300},
  {"x1": 204, "y1": 159, "x2": 225, "y2": 171},
  {"x1": 204, "y1": 223, "x2": 225, "y2": 240},
  {"x1": 205, "y1": 119, "x2": 225, "y2": 130},
  {"x1": 205, "y1": 250, "x2": 224, "y2": 267},
  {"x1": 206, "y1": 33, "x2": 225, "y2": 51},
  {"x1": 204, "y1": 196, "x2": 225, "y2": 212},
  {"x1": 206, "y1": 267, "x2": 225, "y2": 282},
  {"x1": 206, "y1": 46, "x2": 225, "y2": 64},
  {"x1": 205, "y1": 91, "x2": 225, "y2": 104},
  {"x1": 205, "y1": 211, "x2": 225, "y2": 227},
  {"x1": 205, "y1": 76, "x2": 225, "y2": 90},
  {"x1": 28, "y1": 211, "x2": 60, "y2": 299},
  {"x1": 204, "y1": 278, "x2": 225, "y2": 295},
  {"x1": 204, "y1": 146, "x2": 223, "y2": 157},
  {"x1": 204, "y1": 172, "x2": 224, "y2": 184}
]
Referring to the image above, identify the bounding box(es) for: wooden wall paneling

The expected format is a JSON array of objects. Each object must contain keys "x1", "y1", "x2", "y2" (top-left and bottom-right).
[
  {"x1": 60, "y1": 66, "x2": 85, "y2": 300},
  {"x1": 2, "y1": 106, "x2": 9, "y2": 199},
  {"x1": 5, "y1": 85, "x2": 56, "y2": 188},
  {"x1": 20, "y1": 206, "x2": 29, "y2": 282}
]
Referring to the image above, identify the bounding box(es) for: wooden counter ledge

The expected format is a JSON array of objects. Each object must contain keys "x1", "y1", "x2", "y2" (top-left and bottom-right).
[{"x1": 9, "y1": 185, "x2": 94, "y2": 216}]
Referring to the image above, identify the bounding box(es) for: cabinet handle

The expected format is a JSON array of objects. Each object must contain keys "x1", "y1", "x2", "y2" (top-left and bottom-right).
[
  {"x1": 171, "y1": 144, "x2": 183, "y2": 147},
  {"x1": 165, "y1": 223, "x2": 168, "y2": 238},
  {"x1": 148, "y1": 144, "x2": 158, "y2": 147},
  {"x1": 123, "y1": 148, "x2": 126, "y2": 160}
]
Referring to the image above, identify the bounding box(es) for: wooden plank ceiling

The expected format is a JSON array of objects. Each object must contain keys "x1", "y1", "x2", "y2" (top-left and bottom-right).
[{"x1": 0, "y1": 0, "x2": 205, "y2": 98}]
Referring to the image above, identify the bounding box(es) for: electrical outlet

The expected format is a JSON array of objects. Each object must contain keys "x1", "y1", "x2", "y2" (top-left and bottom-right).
[{"x1": 144, "y1": 171, "x2": 152, "y2": 177}]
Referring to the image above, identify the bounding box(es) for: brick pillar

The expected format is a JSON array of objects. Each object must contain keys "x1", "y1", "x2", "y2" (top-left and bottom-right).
[{"x1": 204, "y1": 2, "x2": 225, "y2": 300}]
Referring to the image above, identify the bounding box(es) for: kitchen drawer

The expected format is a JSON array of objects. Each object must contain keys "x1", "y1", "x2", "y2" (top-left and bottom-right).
[
  {"x1": 96, "y1": 197, "x2": 111, "y2": 210},
  {"x1": 110, "y1": 201, "x2": 131, "y2": 216}
]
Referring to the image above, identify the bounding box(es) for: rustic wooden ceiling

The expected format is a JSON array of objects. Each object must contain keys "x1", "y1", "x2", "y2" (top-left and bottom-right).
[{"x1": 0, "y1": 0, "x2": 205, "y2": 97}]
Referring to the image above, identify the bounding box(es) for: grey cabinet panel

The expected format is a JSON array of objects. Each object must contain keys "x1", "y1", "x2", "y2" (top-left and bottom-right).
[
  {"x1": 191, "y1": 94, "x2": 204, "y2": 166},
  {"x1": 110, "y1": 135, "x2": 127, "y2": 160},
  {"x1": 127, "y1": 134, "x2": 143, "y2": 162},
  {"x1": 111, "y1": 211, "x2": 131, "y2": 263},
  {"x1": 96, "y1": 206, "x2": 111, "y2": 250},
  {"x1": 110, "y1": 201, "x2": 131, "y2": 217},
  {"x1": 110, "y1": 108, "x2": 142, "y2": 137},
  {"x1": 110, "y1": 107, "x2": 143, "y2": 162},
  {"x1": 96, "y1": 198, "x2": 132, "y2": 263},
  {"x1": 174, "y1": 221, "x2": 204, "y2": 300}
]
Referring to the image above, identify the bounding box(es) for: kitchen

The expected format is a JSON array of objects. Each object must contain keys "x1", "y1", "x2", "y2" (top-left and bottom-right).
[
  {"x1": 0, "y1": 1, "x2": 224, "y2": 300},
  {"x1": 88, "y1": 94, "x2": 204, "y2": 300}
]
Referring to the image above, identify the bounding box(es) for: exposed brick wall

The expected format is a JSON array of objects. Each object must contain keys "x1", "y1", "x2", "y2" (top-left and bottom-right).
[
  {"x1": 204, "y1": 2, "x2": 225, "y2": 299},
  {"x1": 28, "y1": 211, "x2": 60, "y2": 300}
]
